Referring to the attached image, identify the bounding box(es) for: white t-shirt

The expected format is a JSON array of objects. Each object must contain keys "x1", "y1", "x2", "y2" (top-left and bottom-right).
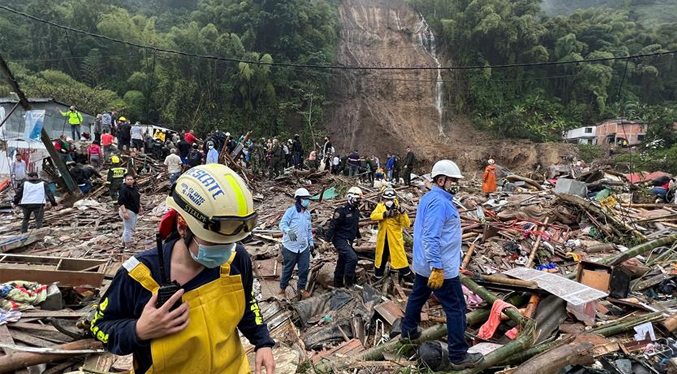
[
  {"x1": 164, "y1": 154, "x2": 183, "y2": 174},
  {"x1": 11, "y1": 160, "x2": 26, "y2": 180},
  {"x1": 332, "y1": 156, "x2": 340, "y2": 166},
  {"x1": 131, "y1": 125, "x2": 144, "y2": 140}
]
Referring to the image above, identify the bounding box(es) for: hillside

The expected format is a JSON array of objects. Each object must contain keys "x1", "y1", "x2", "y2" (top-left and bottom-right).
[{"x1": 542, "y1": 0, "x2": 677, "y2": 25}]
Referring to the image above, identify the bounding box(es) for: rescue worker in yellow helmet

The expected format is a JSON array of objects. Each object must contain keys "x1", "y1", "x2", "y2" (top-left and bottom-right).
[
  {"x1": 91, "y1": 164, "x2": 276, "y2": 374},
  {"x1": 370, "y1": 187, "x2": 413, "y2": 282},
  {"x1": 106, "y1": 155, "x2": 127, "y2": 202}
]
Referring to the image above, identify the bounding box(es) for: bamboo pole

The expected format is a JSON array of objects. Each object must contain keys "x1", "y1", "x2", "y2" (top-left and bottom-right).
[
  {"x1": 0, "y1": 339, "x2": 103, "y2": 373},
  {"x1": 461, "y1": 235, "x2": 482, "y2": 270},
  {"x1": 526, "y1": 217, "x2": 549, "y2": 268}
]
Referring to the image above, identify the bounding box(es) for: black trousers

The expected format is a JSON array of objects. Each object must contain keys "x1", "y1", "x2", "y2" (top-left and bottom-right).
[
  {"x1": 375, "y1": 238, "x2": 412, "y2": 279},
  {"x1": 21, "y1": 204, "x2": 45, "y2": 233},
  {"x1": 333, "y1": 238, "x2": 358, "y2": 280}
]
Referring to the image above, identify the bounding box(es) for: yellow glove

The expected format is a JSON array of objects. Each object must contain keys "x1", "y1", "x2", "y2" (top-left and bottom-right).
[{"x1": 427, "y1": 268, "x2": 445, "y2": 290}]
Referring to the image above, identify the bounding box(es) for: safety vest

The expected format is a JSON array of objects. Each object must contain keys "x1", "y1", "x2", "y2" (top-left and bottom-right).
[
  {"x1": 123, "y1": 252, "x2": 250, "y2": 374},
  {"x1": 63, "y1": 110, "x2": 83, "y2": 125},
  {"x1": 20, "y1": 181, "x2": 46, "y2": 205}
]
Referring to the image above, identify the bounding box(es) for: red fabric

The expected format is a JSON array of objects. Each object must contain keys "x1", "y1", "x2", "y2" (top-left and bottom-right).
[
  {"x1": 158, "y1": 209, "x2": 178, "y2": 240},
  {"x1": 184, "y1": 132, "x2": 197, "y2": 144},
  {"x1": 482, "y1": 165, "x2": 497, "y2": 193},
  {"x1": 54, "y1": 140, "x2": 62, "y2": 152},
  {"x1": 477, "y1": 299, "x2": 518, "y2": 340},
  {"x1": 101, "y1": 133, "x2": 114, "y2": 146},
  {"x1": 88, "y1": 144, "x2": 103, "y2": 157},
  {"x1": 626, "y1": 171, "x2": 669, "y2": 184}
]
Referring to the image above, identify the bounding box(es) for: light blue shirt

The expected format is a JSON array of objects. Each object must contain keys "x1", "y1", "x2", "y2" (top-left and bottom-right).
[
  {"x1": 206, "y1": 148, "x2": 219, "y2": 164},
  {"x1": 279, "y1": 205, "x2": 313, "y2": 253},
  {"x1": 412, "y1": 186, "x2": 462, "y2": 279}
]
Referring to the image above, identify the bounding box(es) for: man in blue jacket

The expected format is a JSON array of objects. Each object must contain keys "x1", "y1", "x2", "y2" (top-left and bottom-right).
[
  {"x1": 279, "y1": 188, "x2": 314, "y2": 299},
  {"x1": 400, "y1": 159, "x2": 483, "y2": 370}
]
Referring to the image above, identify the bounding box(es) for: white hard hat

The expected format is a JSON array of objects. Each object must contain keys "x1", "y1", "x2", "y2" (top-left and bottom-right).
[
  {"x1": 225, "y1": 132, "x2": 231, "y2": 137},
  {"x1": 431, "y1": 160, "x2": 464, "y2": 179},
  {"x1": 488, "y1": 159, "x2": 495, "y2": 165},
  {"x1": 294, "y1": 188, "x2": 311, "y2": 199},
  {"x1": 347, "y1": 186, "x2": 363, "y2": 197}
]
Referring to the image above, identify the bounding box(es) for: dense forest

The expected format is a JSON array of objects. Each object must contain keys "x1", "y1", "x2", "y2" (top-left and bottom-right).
[
  {"x1": 0, "y1": 0, "x2": 339, "y2": 138},
  {"x1": 409, "y1": 0, "x2": 677, "y2": 150}
]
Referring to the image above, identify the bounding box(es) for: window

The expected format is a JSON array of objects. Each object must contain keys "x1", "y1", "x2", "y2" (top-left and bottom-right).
[
  {"x1": 585, "y1": 127, "x2": 593, "y2": 133},
  {"x1": 637, "y1": 135, "x2": 646, "y2": 142}
]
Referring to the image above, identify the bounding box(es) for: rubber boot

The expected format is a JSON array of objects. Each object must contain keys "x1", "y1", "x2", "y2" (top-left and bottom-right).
[{"x1": 334, "y1": 276, "x2": 344, "y2": 288}]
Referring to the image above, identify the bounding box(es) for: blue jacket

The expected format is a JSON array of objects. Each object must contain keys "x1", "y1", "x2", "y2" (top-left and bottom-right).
[
  {"x1": 279, "y1": 202, "x2": 313, "y2": 253},
  {"x1": 386, "y1": 157, "x2": 395, "y2": 171},
  {"x1": 206, "y1": 148, "x2": 219, "y2": 164},
  {"x1": 412, "y1": 186, "x2": 462, "y2": 279}
]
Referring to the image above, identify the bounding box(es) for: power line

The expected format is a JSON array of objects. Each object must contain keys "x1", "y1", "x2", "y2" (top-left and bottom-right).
[{"x1": 2, "y1": 4, "x2": 676, "y2": 72}]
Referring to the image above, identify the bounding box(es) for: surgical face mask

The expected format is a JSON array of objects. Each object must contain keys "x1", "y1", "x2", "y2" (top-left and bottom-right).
[
  {"x1": 385, "y1": 201, "x2": 394, "y2": 208},
  {"x1": 208, "y1": 145, "x2": 214, "y2": 149},
  {"x1": 300, "y1": 199, "x2": 310, "y2": 208},
  {"x1": 189, "y1": 238, "x2": 236, "y2": 269}
]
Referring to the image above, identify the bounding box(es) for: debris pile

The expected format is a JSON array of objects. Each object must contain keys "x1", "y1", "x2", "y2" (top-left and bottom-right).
[{"x1": 1, "y1": 157, "x2": 677, "y2": 374}]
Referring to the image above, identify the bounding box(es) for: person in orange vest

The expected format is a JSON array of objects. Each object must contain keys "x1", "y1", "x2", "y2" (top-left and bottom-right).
[{"x1": 482, "y1": 159, "x2": 497, "y2": 196}]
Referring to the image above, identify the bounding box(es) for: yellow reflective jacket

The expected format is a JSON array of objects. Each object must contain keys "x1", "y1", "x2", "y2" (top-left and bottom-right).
[
  {"x1": 370, "y1": 201, "x2": 411, "y2": 269},
  {"x1": 60, "y1": 110, "x2": 83, "y2": 125}
]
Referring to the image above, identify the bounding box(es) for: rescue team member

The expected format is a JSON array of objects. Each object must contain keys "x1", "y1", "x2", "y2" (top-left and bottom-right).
[
  {"x1": 91, "y1": 164, "x2": 276, "y2": 374},
  {"x1": 58, "y1": 105, "x2": 83, "y2": 141},
  {"x1": 325, "y1": 186, "x2": 362, "y2": 288},
  {"x1": 106, "y1": 156, "x2": 127, "y2": 201},
  {"x1": 13, "y1": 172, "x2": 58, "y2": 232},
  {"x1": 400, "y1": 160, "x2": 483, "y2": 370},
  {"x1": 370, "y1": 187, "x2": 413, "y2": 282},
  {"x1": 482, "y1": 158, "x2": 497, "y2": 195},
  {"x1": 279, "y1": 188, "x2": 314, "y2": 299}
]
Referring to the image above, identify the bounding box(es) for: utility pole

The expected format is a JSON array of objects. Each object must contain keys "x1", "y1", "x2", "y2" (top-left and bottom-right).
[{"x1": 0, "y1": 54, "x2": 80, "y2": 194}]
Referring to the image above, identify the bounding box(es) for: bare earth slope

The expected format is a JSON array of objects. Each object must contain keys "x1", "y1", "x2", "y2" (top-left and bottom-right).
[{"x1": 324, "y1": 0, "x2": 573, "y2": 172}]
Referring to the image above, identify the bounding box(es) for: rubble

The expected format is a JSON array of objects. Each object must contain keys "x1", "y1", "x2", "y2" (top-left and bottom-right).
[{"x1": 0, "y1": 154, "x2": 677, "y2": 374}]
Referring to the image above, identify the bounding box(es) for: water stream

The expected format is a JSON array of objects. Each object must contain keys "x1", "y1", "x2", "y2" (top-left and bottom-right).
[{"x1": 416, "y1": 14, "x2": 444, "y2": 135}]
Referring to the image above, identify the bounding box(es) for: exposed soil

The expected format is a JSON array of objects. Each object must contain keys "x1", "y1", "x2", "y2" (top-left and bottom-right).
[{"x1": 323, "y1": 0, "x2": 575, "y2": 173}]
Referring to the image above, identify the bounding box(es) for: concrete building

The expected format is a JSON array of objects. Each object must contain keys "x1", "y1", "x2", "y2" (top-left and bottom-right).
[
  {"x1": 0, "y1": 98, "x2": 96, "y2": 141},
  {"x1": 564, "y1": 119, "x2": 647, "y2": 146}
]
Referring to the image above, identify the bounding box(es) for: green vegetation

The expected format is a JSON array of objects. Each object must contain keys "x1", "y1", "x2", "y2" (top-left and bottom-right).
[
  {"x1": 542, "y1": 0, "x2": 677, "y2": 27},
  {"x1": 0, "y1": 0, "x2": 339, "y2": 137},
  {"x1": 576, "y1": 144, "x2": 605, "y2": 163},
  {"x1": 409, "y1": 0, "x2": 677, "y2": 148}
]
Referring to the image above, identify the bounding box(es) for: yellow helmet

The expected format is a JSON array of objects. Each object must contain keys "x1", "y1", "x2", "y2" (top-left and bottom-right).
[
  {"x1": 111, "y1": 155, "x2": 121, "y2": 164},
  {"x1": 119, "y1": 116, "x2": 127, "y2": 122},
  {"x1": 166, "y1": 164, "x2": 257, "y2": 244}
]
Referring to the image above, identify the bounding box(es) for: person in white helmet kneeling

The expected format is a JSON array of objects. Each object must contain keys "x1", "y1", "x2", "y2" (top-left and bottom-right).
[
  {"x1": 91, "y1": 164, "x2": 276, "y2": 374},
  {"x1": 278, "y1": 188, "x2": 314, "y2": 299},
  {"x1": 399, "y1": 160, "x2": 484, "y2": 370}
]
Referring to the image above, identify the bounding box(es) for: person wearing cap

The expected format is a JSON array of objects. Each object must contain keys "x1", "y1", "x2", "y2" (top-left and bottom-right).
[
  {"x1": 91, "y1": 164, "x2": 276, "y2": 374},
  {"x1": 206, "y1": 141, "x2": 219, "y2": 164},
  {"x1": 325, "y1": 186, "x2": 363, "y2": 287},
  {"x1": 399, "y1": 160, "x2": 483, "y2": 370},
  {"x1": 482, "y1": 158, "x2": 497, "y2": 196},
  {"x1": 13, "y1": 172, "x2": 58, "y2": 233},
  {"x1": 117, "y1": 117, "x2": 131, "y2": 151},
  {"x1": 107, "y1": 156, "x2": 127, "y2": 201},
  {"x1": 370, "y1": 187, "x2": 413, "y2": 282},
  {"x1": 279, "y1": 188, "x2": 314, "y2": 299},
  {"x1": 57, "y1": 105, "x2": 83, "y2": 141}
]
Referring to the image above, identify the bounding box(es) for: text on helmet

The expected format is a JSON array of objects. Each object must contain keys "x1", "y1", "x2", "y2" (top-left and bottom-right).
[{"x1": 185, "y1": 168, "x2": 226, "y2": 199}]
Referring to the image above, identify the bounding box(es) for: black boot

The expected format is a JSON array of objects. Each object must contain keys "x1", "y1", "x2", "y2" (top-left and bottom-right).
[
  {"x1": 334, "y1": 276, "x2": 344, "y2": 288},
  {"x1": 450, "y1": 353, "x2": 484, "y2": 370},
  {"x1": 345, "y1": 275, "x2": 356, "y2": 287}
]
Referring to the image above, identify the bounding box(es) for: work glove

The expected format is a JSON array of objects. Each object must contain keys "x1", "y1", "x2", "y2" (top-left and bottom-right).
[
  {"x1": 427, "y1": 268, "x2": 445, "y2": 290},
  {"x1": 287, "y1": 231, "x2": 298, "y2": 241}
]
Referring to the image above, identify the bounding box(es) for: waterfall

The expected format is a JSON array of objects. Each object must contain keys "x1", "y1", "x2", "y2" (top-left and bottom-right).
[{"x1": 416, "y1": 14, "x2": 444, "y2": 135}]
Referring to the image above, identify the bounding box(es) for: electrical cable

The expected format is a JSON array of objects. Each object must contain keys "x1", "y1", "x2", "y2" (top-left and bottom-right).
[{"x1": 1, "y1": 4, "x2": 676, "y2": 72}]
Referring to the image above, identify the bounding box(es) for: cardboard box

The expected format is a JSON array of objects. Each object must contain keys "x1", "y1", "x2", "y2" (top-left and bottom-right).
[{"x1": 576, "y1": 261, "x2": 630, "y2": 299}]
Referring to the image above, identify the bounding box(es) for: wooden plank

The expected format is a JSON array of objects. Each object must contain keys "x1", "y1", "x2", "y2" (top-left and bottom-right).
[
  {"x1": 42, "y1": 360, "x2": 80, "y2": 374},
  {"x1": 0, "y1": 268, "x2": 105, "y2": 287},
  {"x1": 0, "y1": 325, "x2": 15, "y2": 355},
  {"x1": 9, "y1": 329, "x2": 54, "y2": 348},
  {"x1": 19, "y1": 311, "x2": 85, "y2": 319}
]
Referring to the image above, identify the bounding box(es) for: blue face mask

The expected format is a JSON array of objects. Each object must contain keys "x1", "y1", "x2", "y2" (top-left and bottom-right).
[
  {"x1": 301, "y1": 199, "x2": 310, "y2": 208},
  {"x1": 189, "y1": 238, "x2": 235, "y2": 268}
]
